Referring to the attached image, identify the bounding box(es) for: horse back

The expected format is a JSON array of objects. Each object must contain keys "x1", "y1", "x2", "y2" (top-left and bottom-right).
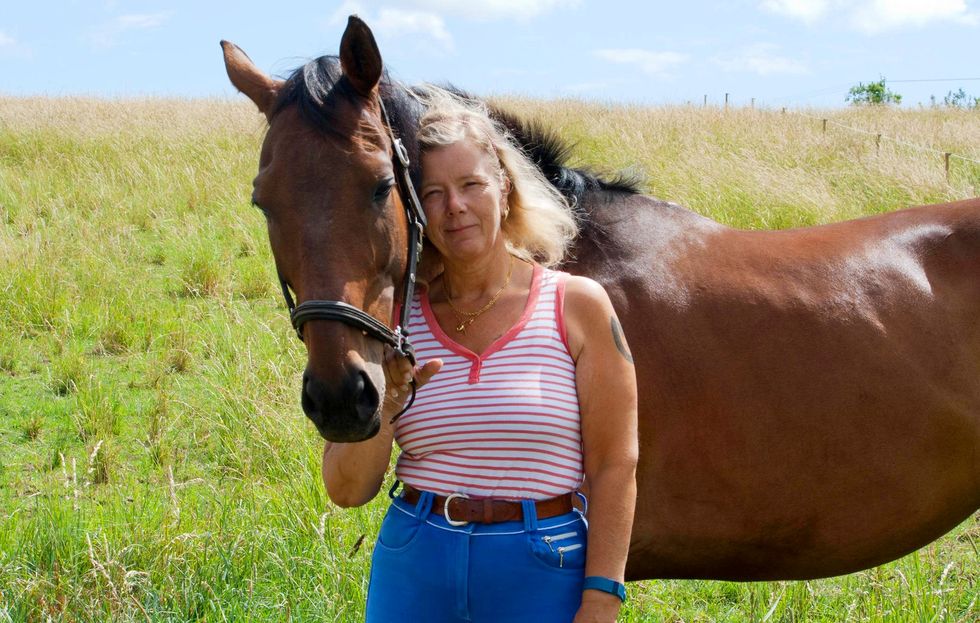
[{"x1": 570, "y1": 192, "x2": 980, "y2": 580}]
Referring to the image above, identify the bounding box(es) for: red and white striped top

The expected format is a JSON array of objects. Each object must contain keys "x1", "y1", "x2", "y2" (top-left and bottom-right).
[{"x1": 394, "y1": 264, "x2": 583, "y2": 500}]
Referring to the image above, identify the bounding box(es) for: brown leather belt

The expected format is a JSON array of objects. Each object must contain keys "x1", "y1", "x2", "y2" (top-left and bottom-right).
[{"x1": 401, "y1": 484, "x2": 574, "y2": 525}]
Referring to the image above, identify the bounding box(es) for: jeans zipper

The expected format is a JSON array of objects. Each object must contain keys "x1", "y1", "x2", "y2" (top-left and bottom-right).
[
  {"x1": 541, "y1": 531, "x2": 578, "y2": 552},
  {"x1": 556, "y1": 543, "x2": 583, "y2": 568}
]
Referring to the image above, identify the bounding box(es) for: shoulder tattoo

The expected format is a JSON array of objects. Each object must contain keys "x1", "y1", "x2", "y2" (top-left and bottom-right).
[{"x1": 610, "y1": 316, "x2": 634, "y2": 364}]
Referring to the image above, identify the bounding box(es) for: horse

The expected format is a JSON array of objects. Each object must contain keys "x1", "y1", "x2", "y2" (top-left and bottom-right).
[{"x1": 221, "y1": 16, "x2": 980, "y2": 581}]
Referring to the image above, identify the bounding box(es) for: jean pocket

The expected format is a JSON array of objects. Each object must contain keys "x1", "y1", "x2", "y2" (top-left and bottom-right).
[
  {"x1": 527, "y1": 519, "x2": 588, "y2": 571},
  {"x1": 375, "y1": 505, "x2": 422, "y2": 552}
]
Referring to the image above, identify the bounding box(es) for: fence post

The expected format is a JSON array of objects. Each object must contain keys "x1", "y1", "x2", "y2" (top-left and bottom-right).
[
  {"x1": 751, "y1": 98, "x2": 755, "y2": 109},
  {"x1": 781, "y1": 107, "x2": 786, "y2": 114},
  {"x1": 876, "y1": 134, "x2": 882, "y2": 155},
  {"x1": 945, "y1": 152, "x2": 951, "y2": 182},
  {"x1": 703, "y1": 94, "x2": 707, "y2": 108},
  {"x1": 822, "y1": 119, "x2": 827, "y2": 134},
  {"x1": 725, "y1": 93, "x2": 729, "y2": 109}
]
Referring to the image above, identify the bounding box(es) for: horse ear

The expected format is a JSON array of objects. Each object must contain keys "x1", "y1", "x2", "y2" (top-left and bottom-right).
[
  {"x1": 340, "y1": 15, "x2": 383, "y2": 97},
  {"x1": 221, "y1": 40, "x2": 284, "y2": 119}
]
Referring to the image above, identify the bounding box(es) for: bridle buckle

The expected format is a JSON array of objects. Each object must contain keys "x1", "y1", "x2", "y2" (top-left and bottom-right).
[
  {"x1": 443, "y1": 492, "x2": 470, "y2": 526},
  {"x1": 393, "y1": 138, "x2": 410, "y2": 167}
]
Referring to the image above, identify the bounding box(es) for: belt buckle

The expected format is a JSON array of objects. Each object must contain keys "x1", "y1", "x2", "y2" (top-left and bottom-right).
[{"x1": 443, "y1": 492, "x2": 470, "y2": 526}]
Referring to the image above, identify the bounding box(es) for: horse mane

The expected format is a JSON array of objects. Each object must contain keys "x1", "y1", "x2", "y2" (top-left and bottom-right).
[
  {"x1": 485, "y1": 104, "x2": 642, "y2": 201},
  {"x1": 270, "y1": 56, "x2": 640, "y2": 212}
]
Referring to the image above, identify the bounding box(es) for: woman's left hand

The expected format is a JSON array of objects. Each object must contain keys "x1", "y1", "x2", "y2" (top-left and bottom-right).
[{"x1": 573, "y1": 590, "x2": 623, "y2": 622}]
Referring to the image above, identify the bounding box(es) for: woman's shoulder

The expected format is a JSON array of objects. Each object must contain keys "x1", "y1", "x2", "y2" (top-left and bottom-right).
[
  {"x1": 551, "y1": 272, "x2": 616, "y2": 360},
  {"x1": 560, "y1": 273, "x2": 610, "y2": 306}
]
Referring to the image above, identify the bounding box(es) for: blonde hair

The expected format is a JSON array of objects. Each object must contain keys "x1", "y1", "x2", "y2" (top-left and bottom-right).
[{"x1": 415, "y1": 89, "x2": 578, "y2": 267}]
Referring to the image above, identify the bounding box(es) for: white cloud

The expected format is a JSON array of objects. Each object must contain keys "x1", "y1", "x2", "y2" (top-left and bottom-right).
[
  {"x1": 760, "y1": 0, "x2": 830, "y2": 22},
  {"x1": 850, "y1": 0, "x2": 978, "y2": 33},
  {"x1": 88, "y1": 12, "x2": 172, "y2": 49},
  {"x1": 330, "y1": 3, "x2": 454, "y2": 52},
  {"x1": 594, "y1": 48, "x2": 689, "y2": 77},
  {"x1": 409, "y1": 0, "x2": 580, "y2": 21},
  {"x1": 374, "y1": 8, "x2": 454, "y2": 51},
  {"x1": 715, "y1": 43, "x2": 808, "y2": 75},
  {"x1": 760, "y1": 0, "x2": 978, "y2": 32},
  {"x1": 0, "y1": 30, "x2": 32, "y2": 58},
  {"x1": 116, "y1": 14, "x2": 170, "y2": 30},
  {"x1": 332, "y1": 0, "x2": 579, "y2": 24}
]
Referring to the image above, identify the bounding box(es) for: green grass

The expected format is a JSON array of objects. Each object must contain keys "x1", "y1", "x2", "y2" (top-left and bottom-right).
[{"x1": 1, "y1": 96, "x2": 978, "y2": 621}]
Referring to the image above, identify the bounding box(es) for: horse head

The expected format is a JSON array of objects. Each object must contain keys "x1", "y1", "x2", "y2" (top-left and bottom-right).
[{"x1": 221, "y1": 17, "x2": 421, "y2": 442}]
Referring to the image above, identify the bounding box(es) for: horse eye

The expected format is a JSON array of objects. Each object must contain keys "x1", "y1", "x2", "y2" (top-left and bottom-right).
[{"x1": 373, "y1": 179, "x2": 395, "y2": 203}]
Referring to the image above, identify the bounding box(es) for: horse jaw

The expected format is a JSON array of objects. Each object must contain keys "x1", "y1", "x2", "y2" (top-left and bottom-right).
[{"x1": 220, "y1": 40, "x2": 283, "y2": 119}]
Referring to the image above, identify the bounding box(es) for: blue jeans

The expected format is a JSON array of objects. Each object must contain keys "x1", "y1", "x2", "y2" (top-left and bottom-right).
[{"x1": 365, "y1": 488, "x2": 588, "y2": 622}]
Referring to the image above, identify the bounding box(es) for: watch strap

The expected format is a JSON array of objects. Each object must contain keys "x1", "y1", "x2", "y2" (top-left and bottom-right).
[{"x1": 582, "y1": 576, "x2": 626, "y2": 602}]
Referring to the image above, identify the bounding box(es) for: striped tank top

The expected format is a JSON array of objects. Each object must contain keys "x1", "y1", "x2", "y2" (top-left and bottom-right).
[{"x1": 393, "y1": 264, "x2": 584, "y2": 500}]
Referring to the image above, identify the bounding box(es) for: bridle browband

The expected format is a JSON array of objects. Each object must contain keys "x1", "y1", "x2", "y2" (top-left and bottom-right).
[{"x1": 277, "y1": 94, "x2": 427, "y2": 423}]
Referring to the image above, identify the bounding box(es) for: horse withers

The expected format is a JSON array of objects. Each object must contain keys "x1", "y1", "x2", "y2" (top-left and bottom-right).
[{"x1": 222, "y1": 16, "x2": 980, "y2": 580}]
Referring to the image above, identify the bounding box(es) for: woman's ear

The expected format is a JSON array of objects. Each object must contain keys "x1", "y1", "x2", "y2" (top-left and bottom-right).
[{"x1": 500, "y1": 174, "x2": 512, "y2": 218}]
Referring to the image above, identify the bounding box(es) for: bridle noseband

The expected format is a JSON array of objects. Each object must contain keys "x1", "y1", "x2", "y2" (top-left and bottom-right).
[{"x1": 277, "y1": 95, "x2": 427, "y2": 423}]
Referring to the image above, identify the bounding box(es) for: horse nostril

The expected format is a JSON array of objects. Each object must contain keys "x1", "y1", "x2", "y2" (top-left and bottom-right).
[
  {"x1": 301, "y1": 373, "x2": 323, "y2": 425},
  {"x1": 354, "y1": 370, "x2": 380, "y2": 421}
]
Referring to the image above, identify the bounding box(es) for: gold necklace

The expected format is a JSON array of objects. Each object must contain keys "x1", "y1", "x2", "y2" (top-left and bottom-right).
[{"x1": 446, "y1": 257, "x2": 515, "y2": 334}]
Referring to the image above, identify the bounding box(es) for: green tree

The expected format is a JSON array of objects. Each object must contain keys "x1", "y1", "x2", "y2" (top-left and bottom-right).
[
  {"x1": 942, "y1": 88, "x2": 980, "y2": 109},
  {"x1": 846, "y1": 78, "x2": 902, "y2": 106}
]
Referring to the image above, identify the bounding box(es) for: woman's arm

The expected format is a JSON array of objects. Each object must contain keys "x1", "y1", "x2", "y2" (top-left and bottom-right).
[
  {"x1": 564, "y1": 276, "x2": 639, "y2": 622},
  {"x1": 321, "y1": 353, "x2": 442, "y2": 507}
]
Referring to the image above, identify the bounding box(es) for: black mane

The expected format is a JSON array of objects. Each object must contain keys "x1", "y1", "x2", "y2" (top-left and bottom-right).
[
  {"x1": 270, "y1": 56, "x2": 640, "y2": 209},
  {"x1": 487, "y1": 105, "x2": 642, "y2": 201}
]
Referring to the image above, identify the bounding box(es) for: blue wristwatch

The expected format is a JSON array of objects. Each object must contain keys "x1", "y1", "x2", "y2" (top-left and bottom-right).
[{"x1": 582, "y1": 576, "x2": 627, "y2": 602}]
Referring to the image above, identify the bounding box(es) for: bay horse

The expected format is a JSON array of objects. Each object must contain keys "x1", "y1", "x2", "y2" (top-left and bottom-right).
[{"x1": 221, "y1": 16, "x2": 980, "y2": 581}]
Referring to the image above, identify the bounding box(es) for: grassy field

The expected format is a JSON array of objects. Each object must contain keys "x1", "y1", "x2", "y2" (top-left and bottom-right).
[{"x1": 0, "y1": 96, "x2": 978, "y2": 622}]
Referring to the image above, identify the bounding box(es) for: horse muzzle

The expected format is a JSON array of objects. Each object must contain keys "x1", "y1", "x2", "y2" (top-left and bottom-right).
[{"x1": 301, "y1": 366, "x2": 382, "y2": 442}]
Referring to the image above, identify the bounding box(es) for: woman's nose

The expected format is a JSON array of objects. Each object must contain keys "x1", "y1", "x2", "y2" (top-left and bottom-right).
[{"x1": 445, "y1": 188, "x2": 465, "y2": 215}]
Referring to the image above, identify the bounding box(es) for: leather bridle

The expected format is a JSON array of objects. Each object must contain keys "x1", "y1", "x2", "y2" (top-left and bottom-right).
[{"x1": 277, "y1": 95, "x2": 427, "y2": 423}]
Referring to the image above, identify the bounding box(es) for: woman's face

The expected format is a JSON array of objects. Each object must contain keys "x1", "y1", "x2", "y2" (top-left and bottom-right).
[{"x1": 420, "y1": 138, "x2": 509, "y2": 265}]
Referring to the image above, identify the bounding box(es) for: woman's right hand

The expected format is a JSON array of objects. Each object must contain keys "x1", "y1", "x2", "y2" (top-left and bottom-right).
[{"x1": 382, "y1": 346, "x2": 443, "y2": 410}]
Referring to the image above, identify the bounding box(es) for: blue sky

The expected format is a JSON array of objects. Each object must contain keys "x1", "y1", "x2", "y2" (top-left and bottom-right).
[{"x1": 2, "y1": 1, "x2": 979, "y2": 107}]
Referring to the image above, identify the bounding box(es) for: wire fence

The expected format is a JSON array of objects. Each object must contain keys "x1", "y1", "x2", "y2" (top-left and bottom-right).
[
  {"x1": 792, "y1": 110, "x2": 980, "y2": 182},
  {"x1": 703, "y1": 92, "x2": 980, "y2": 183},
  {"x1": 697, "y1": 93, "x2": 979, "y2": 183}
]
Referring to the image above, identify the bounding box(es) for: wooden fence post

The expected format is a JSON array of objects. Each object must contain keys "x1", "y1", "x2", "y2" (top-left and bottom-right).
[
  {"x1": 876, "y1": 134, "x2": 882, "y2": 155},
  {"x1": 945, "y1": 152, "x2": 951, "y2": 182},
  {"x1": 822, "y1": 119, "x2": 828, "y2": 134}
]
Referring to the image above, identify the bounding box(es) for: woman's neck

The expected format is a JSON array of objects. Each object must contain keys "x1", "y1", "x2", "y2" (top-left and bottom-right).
[{"x1": 440, "y1": 245, "x2": 515, "y2": 304}]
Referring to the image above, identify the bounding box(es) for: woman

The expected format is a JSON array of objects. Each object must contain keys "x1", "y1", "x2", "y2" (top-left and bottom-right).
[{"x1": 321, "y1": 94, "x2": 638, "y2": 623}]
